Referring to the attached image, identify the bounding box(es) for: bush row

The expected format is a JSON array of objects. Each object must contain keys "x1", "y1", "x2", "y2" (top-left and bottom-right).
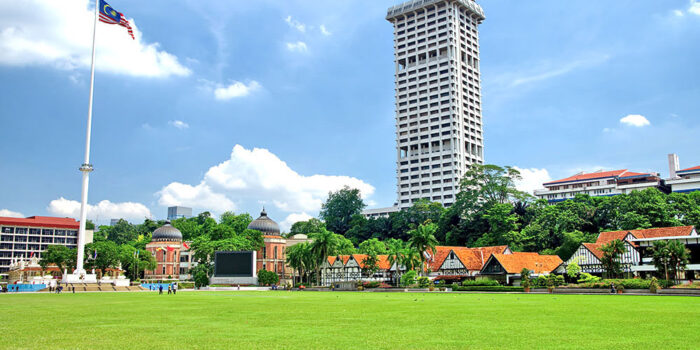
[
  {"x1": 566, "y1": 279, "x2": 674, "y2": 289},
  {"x1": 460, "y1": 279, "x2": 500, "y2": 286},
  {"x1": 452, "y1": 286, "x2": 524, "y2": 292}
]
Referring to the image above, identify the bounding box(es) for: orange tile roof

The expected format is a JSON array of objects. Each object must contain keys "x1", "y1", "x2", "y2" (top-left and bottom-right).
[
  {"x1": 544, "y1": 169, "x2": 628, "y2": 185},
  {"x1": 618, "y1": 172, "x2": 655, "y2": 178},
  {"x1": 0, "y1": 216, "x2": 80, "y2": 229},
  {"x1": 597, "y1": 226, "x2": 695, "y2": 244},
  {"x1": 582, "y1": 243, "x2": 605, "y2": 260},
  {"x1": 377, "y1": 255, "x2": 391, "y2": 270},
  {"x1": 331, "y1": 254, "x2": 391, "y2": 270},
  {"x1": 488, "y1": 252, "x2": 563, "y2": 274},
  {"x1": 429, "y1": 245, "x2": 508, "y2": 272},
  {"x1": 679, "y1": 165, "x2": 700, "y2": 172},
  {"x1": 327, "y1": 256, "x2": 337, "y2": 265}
]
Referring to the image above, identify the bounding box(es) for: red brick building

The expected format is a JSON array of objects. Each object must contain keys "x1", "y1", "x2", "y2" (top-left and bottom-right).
[
  {"x1": 248, "y1": 209, "x2": 286, "y2": 276},
  {"x1": 144, "y1": 222, "x2": 183, "y2": 280}
]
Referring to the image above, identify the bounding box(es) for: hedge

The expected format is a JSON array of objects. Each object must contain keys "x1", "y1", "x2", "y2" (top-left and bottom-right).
[
  {"x1": 461, "y1": 279, "x2": 500, "y2": 286},
  {"x1": 452, "y1": 286, "x2": 524, "y2": 292},
  {"x1": 566, "y1": 279, "x2": 674, "y2": 289}
]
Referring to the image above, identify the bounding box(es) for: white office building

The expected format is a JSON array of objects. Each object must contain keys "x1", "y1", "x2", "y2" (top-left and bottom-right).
[
  {"x1": 386, "y1": 0, "x2": 485, "y2": 209},
  {"x1": 665, "y1": 153, "x2": 700, "y2": 193},
  {"x1": 534, "y1": 169, "x2": 664, "y2": 203},
  {"x1": 167, "y1": 206, "x2": 192, "y2": 221}
]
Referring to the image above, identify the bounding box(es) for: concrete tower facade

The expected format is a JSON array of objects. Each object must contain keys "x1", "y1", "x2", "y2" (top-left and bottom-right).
[{"x1": 387, "y1": 0, "x2": 485, "y2": 208}]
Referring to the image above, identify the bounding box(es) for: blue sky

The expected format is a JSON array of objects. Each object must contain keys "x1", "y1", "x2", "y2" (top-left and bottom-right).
[{"x1": 1, "y1": 0, "x2": 699, "y2": 230}]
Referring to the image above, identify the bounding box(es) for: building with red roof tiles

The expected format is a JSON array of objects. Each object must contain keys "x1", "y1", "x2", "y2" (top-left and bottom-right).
[
  {"x1": 665, "y1": 153, "x2": 700, "y2": 194},
  {"x1": 0, "y1": 216, "x2": 93, "y2": 278},
  {"x1": 428, "y1": 245, "x2": 510, "y2": 281},
  {"x1": 564, "y1": 225, "x2": 699, "y2": 278},
  {"x1": 534, "y1": 168, "x2": 666, "y2": 203},
  {"x1": 320, "y1": 254, "x2": 393, "y2": 286},
  {"x1": 480, "y1": 252, "x2": 563, "y2": 285}
]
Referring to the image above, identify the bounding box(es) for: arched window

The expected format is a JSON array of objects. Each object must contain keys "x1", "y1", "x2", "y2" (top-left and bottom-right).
[{"x1": 274, "y1": 246, "x2": 278, "y2": 259}]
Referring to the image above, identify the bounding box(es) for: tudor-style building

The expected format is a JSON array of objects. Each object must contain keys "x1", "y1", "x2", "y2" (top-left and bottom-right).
[
  {"x1": 480, "y1": 252, "x2": 563, "y2": 285},
  {"x1": 428, "y1": 245, "x2": 510, "y2": 282},
  {"x1": 320, "y1": 254, "x2": 391, "y2": 286},
  {"x1": 564, "y1": 226, "x2": 697, "y2": 278}
]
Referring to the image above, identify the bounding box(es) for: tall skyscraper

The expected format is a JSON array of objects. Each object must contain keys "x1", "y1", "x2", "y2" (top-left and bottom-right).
[{"x1": 386, "y1": 0, "x2": 485, "y2": 209}]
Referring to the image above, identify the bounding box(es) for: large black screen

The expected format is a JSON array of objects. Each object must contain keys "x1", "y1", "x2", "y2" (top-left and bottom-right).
[{"x1": 214, "y1": 251, "x2": 254, "y2": 277}]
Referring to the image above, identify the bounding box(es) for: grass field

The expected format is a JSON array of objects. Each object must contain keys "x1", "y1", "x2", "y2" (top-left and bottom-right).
[{"x1": 1, "y1": 291, "x2": 699, "y2": 349}]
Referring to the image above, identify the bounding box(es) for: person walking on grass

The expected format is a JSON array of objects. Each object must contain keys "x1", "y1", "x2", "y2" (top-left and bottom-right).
[
  {"x1": 172, "y1": 283, "x2": 177, "y2": 295},
  {"x1": 168, "y1": 284, "x2": 172, "y2": 295},
  {"x1": 158, "y1": 284, "x2": 163, "y2": 295}
]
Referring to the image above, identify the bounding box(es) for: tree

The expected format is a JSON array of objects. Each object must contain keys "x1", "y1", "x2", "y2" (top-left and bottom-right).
[
  {"x1": 286, "y1": 242, "x2": 313, "y2": 285},
  {"x1": 566, "y1": 257, "x2": 582, "y2": 280},
  {"x1": 319, "y1": 186, "x2": 366, "y2": 236},
  {"x1": 669, "y1": 240, "x2": 690, "y2": 283},
  {"x1": 258, "y1": 269, "x2": 279, "y2": 286},
  {"x1": 41, "y1": 245, "x2": 76, "y2": 276},
  {"x1": 458, "y1": 164, "x2": 531, "y2": 206},
  {"x1": 651, "y1": 240, "x2": 671, "y2": 280},
  {"x1": 219, "y1": 212, "x2": 253, "y2": 233},
  {"x1": 386, "y1": 239, "x2": 405, "y2": 286},
  {"x1": 335, "y1": 234, "x2": 357, "y2": 255},
  {"x1": 408, "y1": 222, "x2": 438, "y2": 275},
  {"x1": 85, "y1": 241, "x2": 121, "y2": 277},
  {"x1": 192, "y1": 263, "x2": 211, "y2": 288},
  {"x1": 119, "y1": 246, "x2": 156, "y2": 280},
  {"x1": 103, "y1": 219, "x2": 139, "y2": 245},
  {"x1": 361, "y1": 253, "x2": 379, "y2": 278},
  {"x1": 520, "y1": 268, "x2": 531, "y2": 289},
  {"x1": 289, "y1": 218, "x2": 326, "y2": 236},
  {"x1": 85, "y1": 220, "x2": 95, "y2": 230},
  {"x1": 600, "y1": 239, "x2": 625, "y2": 278},
  {"x1": 358, "y1": 238, "x2": 386, "y2": 256},
  {"x1": 309, "y1": 228, "x2": 339, "y2": 285}
]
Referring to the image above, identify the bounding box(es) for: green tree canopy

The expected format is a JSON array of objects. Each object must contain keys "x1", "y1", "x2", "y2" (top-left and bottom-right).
[{"x1": 319, "y1": 186, "x2": 366, "y2": 236}]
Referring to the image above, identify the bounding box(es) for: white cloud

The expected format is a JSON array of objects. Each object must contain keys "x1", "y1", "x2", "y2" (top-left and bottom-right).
[
  {"x1": 674, "y1": 9, "x2": 685, "y2": 17},
  {"x1": 620, "y1": 114, "x2": 650, "y2": 127},
  {"x1": 320, "y1": 25, "x2": 332, "y2": 36},
  {"x1": 213, "y1": 80, "x2": 261, "y2": 100},
  {"x1": 157, "y1": 182, "x2": 235, "y2": 213},
  {"x1": 280, "y1": 212, "x2": 313, "y2": 232},
  {"x1": 156, "y1": 145, "x2": 375, "y2": 216},
  {"x1": 286, "y1": 41, "x2": 308, "y2": 53},
  {"x1": 168, "y1": 120, "x2": 189, "y2": 129},
  {"x1": 0, "y1": 0, "x2": 190, "y2": 78},
  {"x1": 513, "y1": 167, "x2": 552, "y2": 195},
  {"x1": 690, "y1": 0, "x2": 700, "y2": 15},
  {"x1": 284, "y1": 16, "x2": 306, "y2": 33},
  {"x1": 0, "y1": 209, "x2": 24, "y2": 218},
  {"x1": 47, "y1": 197, "x2": 152, "y2": 221}
]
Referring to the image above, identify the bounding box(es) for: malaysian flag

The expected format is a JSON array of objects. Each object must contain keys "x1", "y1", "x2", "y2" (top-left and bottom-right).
[{"x1": 98, "y1": 0, "x2": 134, "y2": 40}]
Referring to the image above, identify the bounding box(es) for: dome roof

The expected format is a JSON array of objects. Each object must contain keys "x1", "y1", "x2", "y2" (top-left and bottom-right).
[
  {"x1": 247, "y1": 208, "x2": 280, "y2": 235},
  {"x1": 152, "y1": 221, "x2": 182, "y2": 242}
]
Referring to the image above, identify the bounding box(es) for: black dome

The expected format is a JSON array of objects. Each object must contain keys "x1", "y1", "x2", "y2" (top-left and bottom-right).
[
  {"x1": 152, "y1": 221, "x2": 182, "y2": 242},
  {"x1": 247, "y1": 208, "x2": 280, "y2": 235}
]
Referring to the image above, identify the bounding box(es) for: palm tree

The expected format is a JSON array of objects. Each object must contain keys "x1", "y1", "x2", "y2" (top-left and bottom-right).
[
  {"x1": 386, "y1": 240, "x2": 405, "y2": 286},
  {"x1": 309, "y1": 228, "x2": 339, "y2": 286},
  {"x1": 651, "y1": 240, "x2": 671, "y2": 281},
  {"x1": 286, "y1": 243, "x2": 307, "y2": 285},
  {"x1": 407, "y1": 222, "x2": 438, "y2": 275},
  {"x1": 669, "y1": 240, "x2": 690, "y2": 283},
  {"x1": 600, "y1": 239, "x2": 626, "y2": 279},
  {"x1": 401, "y1": 248, "x2": 422, "y2": 273}
]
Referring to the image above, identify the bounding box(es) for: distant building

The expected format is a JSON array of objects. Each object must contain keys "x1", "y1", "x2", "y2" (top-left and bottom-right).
[
  {"x1": 534, "y1": 169, "x2": 666, "y2": 203},
  {"x1": 144, "y1": 221, "x2": 183, "y2": 280},
  {"x1": 387, "y1": 0, "x2": 486, "y2": 209},
  {"x1": 110, "y1": 219, "x2": 121, "y2": 226},
  {"x1": 320, "y1": 254, "x2": 392, "y2": 286},
  {"x1": 0, "y1": 216, "x2": 93, "y2": 278},
  {"x1": 665, "y1": 153, "x2": 700, "y2": 193},
  {"x1": 362, "y1": 206, "x2": 400, "y2": 219},
  {"x1": 428, "y1": 245, "x2": 511, "y2": 281},
  {"x1": 167, "y1": 206, "x2": 192, "y2": 220}
]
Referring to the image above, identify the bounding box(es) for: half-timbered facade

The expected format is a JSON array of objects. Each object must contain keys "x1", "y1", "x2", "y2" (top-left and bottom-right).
[
  {"x1": 564, "y1": 226, "x2": 696, "y2": 277},
  {"x1": 480, "y1": 252, "x2": 563, "y2": 285},
  {"x1": 320, "y1": 254, "x2": 392, "y2": 286},
  {"x1": 428, "y1": 245, "x2": 510, "y2": 281}
]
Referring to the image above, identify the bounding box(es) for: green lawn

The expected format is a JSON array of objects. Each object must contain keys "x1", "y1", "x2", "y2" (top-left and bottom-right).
[{"x1": 1, "y1": 291, "x2": 699, "y2": 349}]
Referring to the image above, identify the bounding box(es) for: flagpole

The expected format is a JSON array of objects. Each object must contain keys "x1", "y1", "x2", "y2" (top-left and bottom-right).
[{"x1": 75, "y1": 0, "x2": 100, "y2": 276}]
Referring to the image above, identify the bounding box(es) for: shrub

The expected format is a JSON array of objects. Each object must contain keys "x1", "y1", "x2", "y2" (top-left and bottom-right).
[
  {"x1": 257, "y1": 270, "x2": 279, "y2": 286},
  {"x1": 461, "y1": 279, "x2": 500, "y2": 286},
  {"x1": 417, "y1": 276, "x2": 431, "y2": 288},
  {"x1": 294, "y1": 283, "x2": 307, "y2": 288},
  {"x1": 401, "y1": 270, "x2": 417, "y2": 287},
  {"x1": 379, "y1": 282, "x2": 392, "y2": 289},
  {"x1": 452, "y1": 286, "x2": 524, "y2": 292},
  {"x1": 521, "y1": 268, "x2": 531, "y2": 288},
  {"x1": 177, "y1": 282, "x2": 194, "y2": 289},
  {"x1": 577, "y1": 273, "x2": 601, "y2": 284},
  {"x1": 534, "y1": 275, "x2": 548, "y2": 287},
  {"x1": 362, "y1": 281, "x2": 380, "y2": 288}
]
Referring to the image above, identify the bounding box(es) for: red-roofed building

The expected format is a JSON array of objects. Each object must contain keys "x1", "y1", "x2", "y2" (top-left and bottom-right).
[
  {"x1": 665, "y1": 154, "x2": 700, "y2": 193},
  {"x1": 427, "y1": 245, "x2": 511, "y2": 280},
  {"x1": 0, "y1": 216, "x2": 93, "y2": 278},
  {"x1": 480, "y1": 252, "x2": 563, "y2": 285},
  {"x1": 320, "y1": 254, "x2": 393, "y2": 286},
  {"x1": 534, "y1": 169, "x2": 665, "y2": 203},
  {"x1": 564, "y1": 226, "x2": 699, "y2": 278}
]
